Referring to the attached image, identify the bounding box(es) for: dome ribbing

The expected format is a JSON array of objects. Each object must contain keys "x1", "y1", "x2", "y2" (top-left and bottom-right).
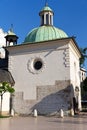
[
  {"x1": 24, "y1": 26, "x2": 68, "y2": 43},
  {"x1": 23, "y1": 5, "x2": 68, "y2": 44}
]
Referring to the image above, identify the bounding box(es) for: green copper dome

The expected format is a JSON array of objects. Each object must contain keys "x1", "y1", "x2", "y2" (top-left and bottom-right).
[
  {"x1": 23, "y1": 4, "x2": 68, "y2": 43},
  {"x1": 24, "y1": 26, "x2": 68, "y2": 43}
]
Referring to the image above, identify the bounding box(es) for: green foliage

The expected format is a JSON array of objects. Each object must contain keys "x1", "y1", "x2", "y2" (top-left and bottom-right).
[
  {"x1": 81, "y1": 77, "x2": 87, "y2": 100},
  {"x1": 0, "y1": 115, "x2": 11, "y2": 118},
  {"x1": 80, "y1": 48, "x2": 87, "y2": 67},
  {"x1": 0, "y1": 82, "x2": 15, "y2": 116},
  {"x1": 83, "y1": 77, "x2": 87, "y2": 91},
  {"x1": 0, "y1": 82, "x2": 15, "y2": 96}
]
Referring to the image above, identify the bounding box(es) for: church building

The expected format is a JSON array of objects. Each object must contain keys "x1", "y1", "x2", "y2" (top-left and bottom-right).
[{"x1": 0, "y1": 4, "x2": 82, "y2": 115}]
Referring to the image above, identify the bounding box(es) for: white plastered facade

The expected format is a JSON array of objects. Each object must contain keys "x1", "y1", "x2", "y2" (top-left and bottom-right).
[{"x1": 5, "y1": 38, "x2": 82, "y2": 115}]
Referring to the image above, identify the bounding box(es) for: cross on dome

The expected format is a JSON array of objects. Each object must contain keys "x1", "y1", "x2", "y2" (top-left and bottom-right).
[{"x1": 45, "y1": 0, "x2": 48, "y2": 6}]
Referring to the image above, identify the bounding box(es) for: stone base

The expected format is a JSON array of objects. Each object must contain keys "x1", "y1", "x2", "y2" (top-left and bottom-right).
[{"x1": 12, "y1": 80, "x2": 73, "y2": 115}]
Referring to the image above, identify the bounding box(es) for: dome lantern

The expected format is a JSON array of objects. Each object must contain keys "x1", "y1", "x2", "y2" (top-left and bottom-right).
[
  {"x1": 39, "y1": 4, "x2": 54, "y2": 26},
  {"x1": 5, "y1": 25, "x2": 19, "y2": 47}
]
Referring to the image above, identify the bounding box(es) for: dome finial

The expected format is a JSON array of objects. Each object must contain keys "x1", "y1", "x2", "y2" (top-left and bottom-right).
[
  {"x1": 10, "y1": 24, "x2": 14, "y2": 33},
  {"x1": 45, "y1": 0, "x2": 48, "y2": 6}
]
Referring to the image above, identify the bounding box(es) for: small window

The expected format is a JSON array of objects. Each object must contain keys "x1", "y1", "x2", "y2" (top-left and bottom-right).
[{"x1": 34, "y1": 60, "x2": 43, "y2": 70}]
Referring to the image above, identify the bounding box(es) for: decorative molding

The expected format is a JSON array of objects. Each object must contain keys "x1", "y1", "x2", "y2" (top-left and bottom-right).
[
  {"x1": 27, "y1": 56, "x2": 46, "y2": 74},
  {"x1": 63, "y1": 48, "x2": 70, "y2": 67}
]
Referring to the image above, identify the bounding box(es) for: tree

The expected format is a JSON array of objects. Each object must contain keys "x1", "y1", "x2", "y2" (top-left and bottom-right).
[
  {"x1": 0, "y1": 82, "x2": 15, "y2": 115},
  {"x1": 80, "y1": 48, "x2": 87, "y2": 100},
  {"x1": 80, "y1": 48, "x2": 87, "y2": 67},
  {"x1": 81, "y1": 77, "x2": 87, "y2": 101},
  {"x1": 83, "y1": 77, "x2": 87, "y2": 92}
]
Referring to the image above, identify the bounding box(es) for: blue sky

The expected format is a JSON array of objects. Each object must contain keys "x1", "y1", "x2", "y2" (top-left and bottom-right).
[{"x1": 0, "y1": 0, "x2": 87, "y2": 49}]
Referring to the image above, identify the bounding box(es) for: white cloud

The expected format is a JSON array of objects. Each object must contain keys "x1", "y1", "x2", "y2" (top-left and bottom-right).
[
  {"x1": 0, "y1": 47, "x2": 5, "y2": 59},
  {"x1": 0, "y1": 28, "x2": 7, "y2": 47}
]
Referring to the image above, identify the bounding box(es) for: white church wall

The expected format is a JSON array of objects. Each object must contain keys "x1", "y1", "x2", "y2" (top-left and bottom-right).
[
  {"x1": 8, "y1": 40, "x2": 70, "y2": 100},
  {"x1": 69, "y1": 42, "x2": 81, "y2": 87},
  {"x1": 6, "y1": 39, "x2": 82, "y2": 115},
  {"x1": 69, "y1": 41, "x2": 81, "y2": 110}
]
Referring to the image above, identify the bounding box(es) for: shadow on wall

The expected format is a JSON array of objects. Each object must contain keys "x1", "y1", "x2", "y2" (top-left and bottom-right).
[
  {"x1": 31, "y1": 85, "x2": 74, "y2": 115},
  {"x1": 12, "y1": 83, "x2": 77, "y2": 116}
]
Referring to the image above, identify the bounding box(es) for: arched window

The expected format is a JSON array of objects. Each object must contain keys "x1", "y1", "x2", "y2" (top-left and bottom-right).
[
  {"x1": 41, "y1": 15, "x2": 44, "y2": 26},
  {"x1": 46, "y1": 14, "x2": 49, "y2": 25}
]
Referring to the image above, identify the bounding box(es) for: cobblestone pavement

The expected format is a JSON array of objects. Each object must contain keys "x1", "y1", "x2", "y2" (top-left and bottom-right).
[{"x1": 0, "y1": 114, "x2": 87, "y2": 130}]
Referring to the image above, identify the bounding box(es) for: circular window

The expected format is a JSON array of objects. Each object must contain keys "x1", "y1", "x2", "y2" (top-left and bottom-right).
[
  {"x1": 27, "y1": 56, "x2": 46, "y2": 74},
  {"x1": 34, "y1": 60, "x2": 43, "y2": 70}
]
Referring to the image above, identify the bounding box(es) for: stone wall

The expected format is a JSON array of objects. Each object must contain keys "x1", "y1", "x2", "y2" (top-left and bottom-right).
[{"x1": 12, "y1": 80, "x2": 73, "y2": 115}]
